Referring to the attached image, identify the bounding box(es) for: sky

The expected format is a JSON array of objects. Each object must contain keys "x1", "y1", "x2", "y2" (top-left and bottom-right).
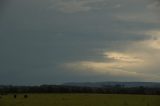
[{"x1": 0, "y1": 0, "x2": 160, "y2": 85}]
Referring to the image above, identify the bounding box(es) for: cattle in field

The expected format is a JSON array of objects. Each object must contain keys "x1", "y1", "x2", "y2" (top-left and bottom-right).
[
  {"x1": 24, "y1": 94, "x2": 28, "y2": 98},
  {"x1": 14, "y1": 94, "x2": 17, "y2": 98}
]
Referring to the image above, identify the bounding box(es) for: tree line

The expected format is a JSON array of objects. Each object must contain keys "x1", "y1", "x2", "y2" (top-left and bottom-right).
[{"x1": 0, "y1": 85, "x2": 160, "y2": 95}]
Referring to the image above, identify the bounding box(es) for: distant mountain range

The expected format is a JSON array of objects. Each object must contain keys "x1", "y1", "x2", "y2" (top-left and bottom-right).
[{"x1": 63, "y1": 82, "x2": 160, "y2": 88}]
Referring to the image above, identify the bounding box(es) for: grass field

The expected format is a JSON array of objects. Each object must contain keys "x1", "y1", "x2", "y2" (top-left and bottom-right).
[{"x1": 0, "y1": 94, "x2": 159, "y2": 106}]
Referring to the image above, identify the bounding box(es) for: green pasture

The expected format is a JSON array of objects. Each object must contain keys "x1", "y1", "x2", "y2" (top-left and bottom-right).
[{"x1": 0, "y1": 94, "x2": 159, "y2": 106}]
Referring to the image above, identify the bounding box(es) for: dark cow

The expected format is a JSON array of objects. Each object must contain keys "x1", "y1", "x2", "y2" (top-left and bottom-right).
[
  {"x1": 14, "y1": 94, "x2": 17, "y2": 98},
  {"x1": 24, "y1": 94, "x2": 28, "y2": 99}
]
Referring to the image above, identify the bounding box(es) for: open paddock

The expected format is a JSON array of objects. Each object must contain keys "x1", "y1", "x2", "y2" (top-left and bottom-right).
[{"x1": 0, "y1": 94, "x2": 159, "y2": 106}]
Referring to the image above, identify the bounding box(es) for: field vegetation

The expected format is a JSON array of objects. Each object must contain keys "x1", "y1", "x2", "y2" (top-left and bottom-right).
[{"x1": 0, "y1": 94, "x2": 159, "y2": 106}]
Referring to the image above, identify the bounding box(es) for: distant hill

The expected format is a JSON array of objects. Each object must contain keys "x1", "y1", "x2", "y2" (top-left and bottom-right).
[{"x1": 63, "y1": 82, "x2": 160, "y2": 88}]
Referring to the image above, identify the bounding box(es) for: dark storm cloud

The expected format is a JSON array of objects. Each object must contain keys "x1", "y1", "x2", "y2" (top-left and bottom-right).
[
  {"x1": 0, "y1": 0, "x2": 5, "y2": 7},
  {"x1": 155, "y1": 0, "x2": 160, "y2": 8},
  {"x1": 0, "y1": 0, "x2": 160, "y2": 85},
  {"x1": 150, "y1": 0, "x2": 160, "y2": 7},
  {"x1": 0, "y1": 0, "x2": 7, "y2": 12},
  {"x1": 155, "y1": 0, "x2": 160, "y2": 4}
]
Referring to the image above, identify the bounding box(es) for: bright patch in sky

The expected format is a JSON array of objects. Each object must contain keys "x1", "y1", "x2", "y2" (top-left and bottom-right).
[{"x1": 105, "y1": 52, "x2": 143, "y2": 62}]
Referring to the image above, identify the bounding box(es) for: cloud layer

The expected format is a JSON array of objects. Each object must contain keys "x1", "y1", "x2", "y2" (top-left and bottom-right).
[
  {"x1": 50, "y1": 0, "x2": 106, "y2": 13},
  {"x1": 64, "y1": 30, "x2": 160, "y2": 82},
  {"x1": 0, "y1": 0, "x2": 160, "y2": 85}
]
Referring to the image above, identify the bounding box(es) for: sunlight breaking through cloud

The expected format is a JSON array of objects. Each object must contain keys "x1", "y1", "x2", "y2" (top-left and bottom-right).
[
  {"x1": 105, "y1": 52, "x2": 144, "y2": 63},
  {"x1": 64, "y1": 50, "x2": 151, "y2": 80},
  {"x1": 63, "y1": 31, "x2": 160, "y2": 81}
]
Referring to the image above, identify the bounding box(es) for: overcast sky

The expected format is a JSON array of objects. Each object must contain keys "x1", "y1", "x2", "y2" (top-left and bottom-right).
[{"x1": 0, "y1": 0, "x2": 160, "y2": 85}]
